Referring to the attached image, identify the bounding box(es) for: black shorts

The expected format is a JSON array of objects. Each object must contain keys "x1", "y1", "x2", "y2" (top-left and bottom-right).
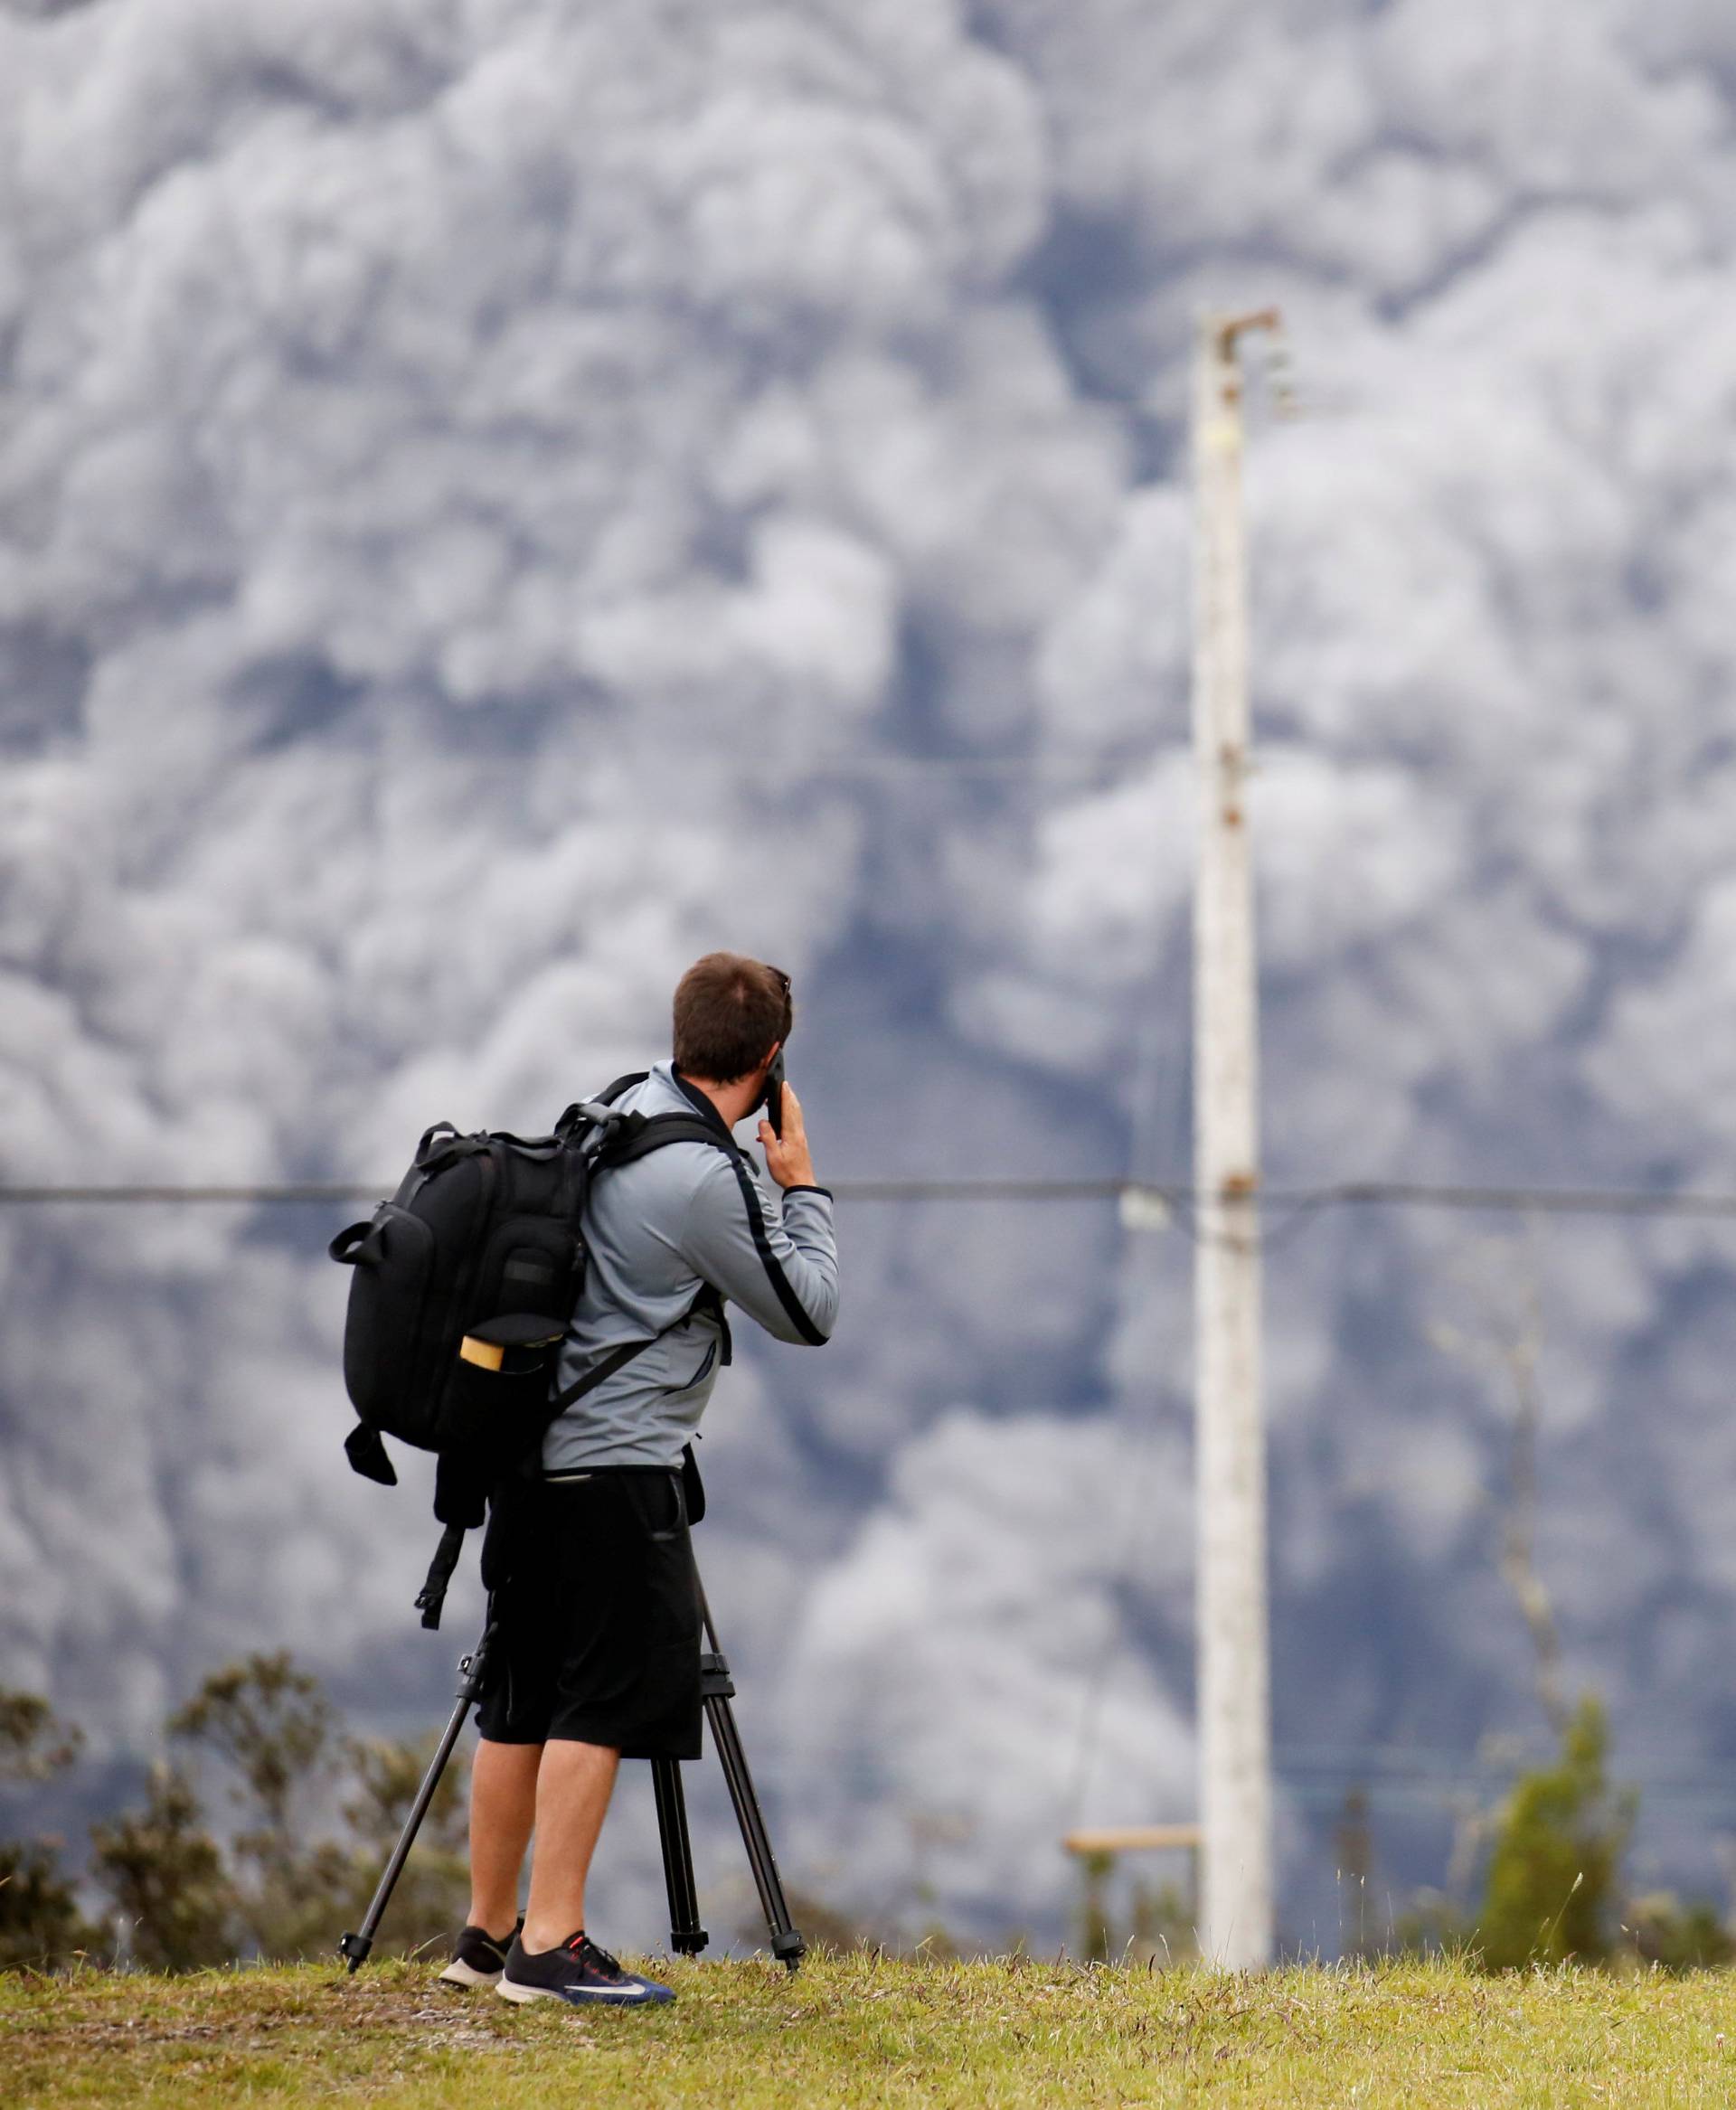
[{"x1": 475, "y1": 1469, "x2": 702, "y2": 1760}]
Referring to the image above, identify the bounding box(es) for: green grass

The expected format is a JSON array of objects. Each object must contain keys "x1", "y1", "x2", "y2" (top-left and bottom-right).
[{"x1": 5, "y1": 1952, "x2": 1736, "y2": 2107}]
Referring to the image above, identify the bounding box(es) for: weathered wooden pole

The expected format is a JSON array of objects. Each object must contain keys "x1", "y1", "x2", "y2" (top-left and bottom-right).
[{"x1": 1191, "y1": 307, "x2": 1279, "y2": 1970}]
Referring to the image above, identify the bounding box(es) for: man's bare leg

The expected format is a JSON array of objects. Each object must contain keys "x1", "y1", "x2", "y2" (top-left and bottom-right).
[
  {"x1": 520, "y1": 1738, "x2": 621, "y2": 1951},
  {"x1": 467, "y1": 1738, "x2": 542, "y2": 1937}
]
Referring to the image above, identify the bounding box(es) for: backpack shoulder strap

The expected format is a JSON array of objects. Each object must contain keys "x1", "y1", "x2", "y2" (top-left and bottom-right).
[
  {"x1": 543, "y1": 1275, "x2": 727, "y2": 1417},
  {"x1": 595, "y1": 1111, "x2": 741, "y2": 1171},
  {"x1": 553, "y1": 1072, "x2": 650, "y2": 1141},
  {"x1": 542, "y1": 1116, "x2": 741, "y2": 1419}
]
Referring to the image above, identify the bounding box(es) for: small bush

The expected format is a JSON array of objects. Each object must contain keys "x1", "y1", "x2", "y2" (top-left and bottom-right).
[
  {"x1": 1475, "y1": 1695, "x2": 1630, "y2": 1969},
  {"x1": 90, "y1": 1765, "x2": 239, "y2": 1971},
  {"x1": 0, "y1": 1689, "x2": 101, "y2": 1969},
  {"x1": 1626, "y1": 1892, "x2": 1736, "y2": 1973},
  {"x1": 0, "y1": 1838, "x2": 105, "y2": 1970}
]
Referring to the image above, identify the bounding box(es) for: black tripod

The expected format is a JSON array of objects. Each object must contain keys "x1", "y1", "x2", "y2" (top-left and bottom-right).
[{"x1": 338, "y1": 1567, "x2": 805, "y2": 1974}]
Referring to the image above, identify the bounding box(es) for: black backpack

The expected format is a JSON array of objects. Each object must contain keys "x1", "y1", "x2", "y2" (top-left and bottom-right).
[{"x1": 330, "y1": 1074, "x2": 734, "y2": 1627}]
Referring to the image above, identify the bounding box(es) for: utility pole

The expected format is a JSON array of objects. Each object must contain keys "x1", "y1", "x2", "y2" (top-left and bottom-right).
[{"x1": 1191, "y1": 306, "x2": 1282, "y2": 1970}]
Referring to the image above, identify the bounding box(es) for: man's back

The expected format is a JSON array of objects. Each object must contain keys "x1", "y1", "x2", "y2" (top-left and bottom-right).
[
  {"x1": 462, "y1": 951, "x2": 835, "y2": 2005},
  {"x1": 543, "y1": 1060, "x2": 838, "y2": 1470}
]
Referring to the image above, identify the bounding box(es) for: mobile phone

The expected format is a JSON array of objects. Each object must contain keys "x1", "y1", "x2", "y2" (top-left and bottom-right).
[{"x1": 762, "y1": 1050, "x2": 787, "y2": 1139}]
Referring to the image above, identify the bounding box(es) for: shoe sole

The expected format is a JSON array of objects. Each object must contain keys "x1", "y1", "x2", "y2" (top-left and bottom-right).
[
  {"x1": 497, "y1": 1978, "x2": 673, "y2": 2008},
  {"x1": 438, "y1": 1959, "x2": 505, "y2": 1988}
]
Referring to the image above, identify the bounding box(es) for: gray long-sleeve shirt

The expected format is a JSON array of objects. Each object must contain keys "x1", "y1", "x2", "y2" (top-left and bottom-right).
[{"x1": 542, "y1": 1060, "x2": 839, "y2": 1470}]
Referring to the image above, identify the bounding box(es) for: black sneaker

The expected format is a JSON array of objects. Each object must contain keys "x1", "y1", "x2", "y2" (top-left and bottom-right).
[
  {"x1": 438, "y1": 1917, "x2": 523, "y2": 1988},
  {"x1": 497, "y1": 1929, "x2": 675, "y2": 2008}
]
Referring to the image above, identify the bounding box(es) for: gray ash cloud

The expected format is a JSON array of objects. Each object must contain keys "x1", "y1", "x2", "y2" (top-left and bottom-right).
[{"x1": 4, "y1": 0, "x2": 1734, "y2": 1944}]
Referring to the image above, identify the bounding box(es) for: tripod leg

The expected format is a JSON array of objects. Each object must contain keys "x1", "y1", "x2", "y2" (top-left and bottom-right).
[
  {"x1": 338, "y1": 1620, "x2": 496, "y2": 1973},
  {"x1": 701, "y1": 1669, "x2": 804, "y2": 1970},
  {"x1": 684, "y1": 1572, "x2": 807, "y2": 1977},
  {"x1": 651, "y1": 1758, "x2": 708, "y2": 1955}
]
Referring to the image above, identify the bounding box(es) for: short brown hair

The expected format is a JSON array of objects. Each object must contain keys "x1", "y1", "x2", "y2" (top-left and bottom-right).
[{"x1": 673, "y1": 953, "x2": 793, "y2": 1082}]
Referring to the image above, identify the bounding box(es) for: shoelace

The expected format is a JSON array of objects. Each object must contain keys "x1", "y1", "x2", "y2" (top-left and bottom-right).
[{"x1": 565, "y1": 1933, "x2": 625, "y2": 1977}]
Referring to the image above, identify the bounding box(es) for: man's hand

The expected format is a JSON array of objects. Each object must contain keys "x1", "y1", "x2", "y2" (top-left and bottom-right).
[{"x1": 759, "y1": 1082, "x2": 817, "y2": 1190}]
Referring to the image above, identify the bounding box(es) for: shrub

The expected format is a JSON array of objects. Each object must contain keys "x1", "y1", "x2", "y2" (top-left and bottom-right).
[
  {"x1": 0, "y1": 1689, "x2": 102, "y2": 1969},
  {"x1": 1474, "y1": 1695, "x2": 1630, "y2": 1970},
  {"x1": 89, "y1": 1766, "x2": 238, "y2": 1971}
]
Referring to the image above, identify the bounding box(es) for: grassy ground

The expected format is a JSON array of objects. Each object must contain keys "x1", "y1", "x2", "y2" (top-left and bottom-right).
[{"x1": 5, "y1": 1951, "x2": 1736, "y2": 2107}]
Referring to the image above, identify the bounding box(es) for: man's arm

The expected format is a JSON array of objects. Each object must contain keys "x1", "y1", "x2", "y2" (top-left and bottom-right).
[{"x1": 676, "y1": 1091, "x2": 838, "y2": 1344}]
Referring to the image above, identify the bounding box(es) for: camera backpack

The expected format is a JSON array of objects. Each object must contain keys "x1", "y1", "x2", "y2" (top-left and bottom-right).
[{"x1": 330, "y1": 1075, "x2": 736, "y2": 1626}]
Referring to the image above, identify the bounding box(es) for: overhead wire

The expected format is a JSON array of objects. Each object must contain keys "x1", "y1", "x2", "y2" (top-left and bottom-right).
[{"x1": 8, "y1": 1176, "x2": 1736, "y2": 1230}]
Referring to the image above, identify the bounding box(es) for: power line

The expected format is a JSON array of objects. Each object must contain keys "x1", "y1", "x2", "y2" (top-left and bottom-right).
[
  {"x1": 1276, "y1": 1181, "x2": 1736, "y2": 1220},
  {"x1": 0, "y1": 1183, "x2": 383, "y2": 1205},
  {"x1": 5, "y1": 1177, "x2": 1736, "y2": 1220}
]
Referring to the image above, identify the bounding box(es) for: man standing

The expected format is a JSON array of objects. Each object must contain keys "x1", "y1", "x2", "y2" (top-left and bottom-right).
[{"x1": 439, "y1": 953, "x2": 838, "y2": 2009}]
